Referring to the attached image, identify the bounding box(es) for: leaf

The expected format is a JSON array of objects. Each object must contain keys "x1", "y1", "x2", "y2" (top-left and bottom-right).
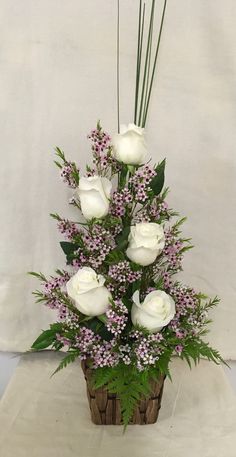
[
  {"x1": 51, "y1": 351, "x2": 80, "y2": 377},
  {"x1": 105, "y1": 249, "x2": 126, "y2": 264},
  {"x1": 122, "y1": 296, "x2": 133, "y2": 312},
  {"x1": 54, "y1": 160, "x2": 62, "y2": 169},
  {"x1": 131, "y1": 279, "x2": 141, "y2": 295},
  {"x1": 150, "y1": 159, "x2": 166, "y2": 196},
  {"x1": 85, "y1": 318, "x2": 112, "y2": 341},
  {"x1": 97, "y1": 314, "x2": 107, "y2": 324},
  {"x1": 28, "y1": 271, "x2": 47, "y2": 282},
  {"x1": 31, "y1": 323, "x2": 64, "y2": 351},
  {"x1": 31, "y1": 330, "x2": 56, "y2": 350},
  {"x1": 115, "y1": 226, "x2": 130, "y2": 251},
  {"x1": 60, "y1": 242, "x2": 77, "y2": 256},
  {"x1": 154, "y1": 276, "x2": 164, "y2": 290},
  {"x1": 92, "y1": 363, "x2": 160, "y2": 430},
  {"x1": 119, "y1": 165, "x2": 128, "y2": 188},
  {"x1": 54, "y1": 146, "x2": 65, "y2": 162}
]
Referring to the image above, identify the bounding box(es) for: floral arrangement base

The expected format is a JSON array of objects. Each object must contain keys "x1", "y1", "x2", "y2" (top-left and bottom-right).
[{"x1": 81, "y1": 361, "x2": 165, "y2": 425}]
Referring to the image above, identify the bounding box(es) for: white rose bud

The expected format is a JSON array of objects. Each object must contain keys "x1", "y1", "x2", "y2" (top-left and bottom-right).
[
  {"x1": 131, "y1": 290, "x2": 176, "y2": 333},
  {"x1": 126, "y1": 222, "x2": 165, "y2": 266},
  {"x1": 66, "y1": 267, "x2": 111, "y2": 316},
  {"x1": 77, "y1": 176, "x2": 112, "y2": 220},
  {"x1": 112, "y1": 123, "x2": 147, "y2": 165}
]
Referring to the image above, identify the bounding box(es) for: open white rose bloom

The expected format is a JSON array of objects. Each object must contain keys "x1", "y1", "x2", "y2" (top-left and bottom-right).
[
  {"x1": 126, "y1": 222, "x2": 165, "y2": 266},
  {"x1": 131, "y1": 290, "x2": 176, "y2": 332},
  {"x1": 66, "y1": 267, "x2": 111, "y2": 316},
  {"x1": 112, "y1": 123, "x2": 147, "y2": 165},
  {"x1": 77, "y1": 175, "x2": 112, "y2": 220}
]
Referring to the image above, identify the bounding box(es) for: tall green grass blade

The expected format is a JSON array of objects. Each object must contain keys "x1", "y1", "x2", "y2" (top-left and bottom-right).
[
  {"x1": 138, "y1": 0, "x2": 155, "y2": 127},
  {"x1": 134, "y1": 0, "x2": 142, "y2": 124},
  {"x1": 142, "y1": 1, "x2": 155, "y2": 126},
  {"x1": 143, "y1": 0, "x2": 167, "y2": 126}
]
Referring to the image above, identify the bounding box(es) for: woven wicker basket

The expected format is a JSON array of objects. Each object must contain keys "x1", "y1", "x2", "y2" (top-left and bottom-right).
[{"x1": 81, "y1": 360, "x2": 165, "y2": 425}]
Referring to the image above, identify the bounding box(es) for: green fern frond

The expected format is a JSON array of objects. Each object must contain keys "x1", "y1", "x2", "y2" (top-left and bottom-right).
[{"x1": 51, "y1": 351, "x2": 80, "y2": 377}]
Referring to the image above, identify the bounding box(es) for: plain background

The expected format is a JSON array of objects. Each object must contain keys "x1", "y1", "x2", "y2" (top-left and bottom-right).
[{"x1": 0, "y1": 0, "x2": 236, "y2": 359}]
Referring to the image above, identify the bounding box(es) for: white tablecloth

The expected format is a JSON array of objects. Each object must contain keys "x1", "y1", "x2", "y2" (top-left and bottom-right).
[{"x1": 0, "y1": 352, "x2": 235, "y2": 457}]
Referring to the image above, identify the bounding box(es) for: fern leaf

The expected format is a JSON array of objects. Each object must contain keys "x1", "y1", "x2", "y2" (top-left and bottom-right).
[{"x1": 51, "y1": 351, "x2": 80, "y2": 377}]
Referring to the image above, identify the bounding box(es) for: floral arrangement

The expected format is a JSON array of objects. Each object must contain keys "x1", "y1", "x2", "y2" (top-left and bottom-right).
[{"x1": 30, "y1": 0, "x2": 224, "y2": 428}]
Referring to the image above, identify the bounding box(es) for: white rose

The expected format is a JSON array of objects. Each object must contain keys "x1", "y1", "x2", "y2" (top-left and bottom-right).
[
  {"x1": 77, "y1": 176, "x2": 112, "y2": 220},
  {"x1": 131, "y1": 290, "x2": 176, "y2": 332},
  {"x1": 126, "y1": 222, "x2": 165, "y2": 266},
  {"x1": 66, "y1": 267, "x2": 111, "y2": 316},
  {"x1": 112, "y1": 123, "x2": 147, "y2": 165}
]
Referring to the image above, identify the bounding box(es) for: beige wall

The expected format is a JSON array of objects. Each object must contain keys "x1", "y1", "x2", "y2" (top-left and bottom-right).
[{"x1": 0, "y1": 0, "x2": 236, "y2": 357}]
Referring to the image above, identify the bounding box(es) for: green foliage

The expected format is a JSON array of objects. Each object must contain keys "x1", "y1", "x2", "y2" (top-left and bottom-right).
[
  {"x1": 60, "y1": 241, "x2": 80, "y2": 264},
  {"x1": 119, "y1": 165, "x2": 128, "y2": 189},
  {"x1": 154, "y1": 276, "x2": 164, "y2": 290},
  {"x1": 155, "y1": 348, "x2": 173, "y2": 379},
  {"x1": 84, "y1": 317, "x2": 113, "y2": 341},
  {"x1": 150, "y1": 159, "x2": 166, "y2": 196},
  {"x1": 51, "y1": 351, "x2": 80, "y2": 377},
  {"x1": 181, "y1": 339, "x2": 226, "y2": 367},
  {"x1": 54, "y1": 147, "x2": 80, "y2": 185},
  {"x1": 31, "y1": 323, "x2": 64, "y2": 350},
  {"x1": 115, "y1": 226, "x2": 131, "y2": 251},
  {"x1": 105, "y1": 249, "x2": 126, "y2": 265},
  {"x1": 28, "y1": 271, "x2": 47, "y2": 282},
  {"x1": 92, "y1": 363, "x2": 156, "y2": 429}
]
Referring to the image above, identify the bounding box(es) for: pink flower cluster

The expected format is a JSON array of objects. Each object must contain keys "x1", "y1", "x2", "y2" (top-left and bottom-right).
[
  {"x1": 110, "y1": 187, "x2": 133, "y2": 217},
  {"x1": 93, "y1": 340, "x2": 119, "y2": 368},
  {"x1": 108, "y1": 261, "x2": 141, "y2": 284},
  {"x1": 88, "y1": 126, "x2": 119, "y2": 174},
  {"x1": 75, "y1": 327, "x2": 101, "y2": 359},
  {"x1": 170, "y1": 284, "x2": 197, "y2": 314},
  {"x1": 60, "y1": 162, "x2": 79, "y2": 188},
  {"x1": 42, "y1": 271, "x2": 75, "y2": 321},
  {"x1": 162, "y1": 271, "x2": 173, "y2": 289},
  {"x1": 165, "y1": 283, "x2": 206, "y2": 343},
  {"x1": 106, "y1": 300, "x2": 128, "y2": 337},
  {"x1": 82, "y1": 225, "x2": 116, "y2": 268},
  {"x1": 130, "y1": 331, "x2": 164, "y2": 371},
  {"x1": 88, "y1": 127, "x2": 111, "y2": 155},
  {"x1": 163, "y1": 229, "x2": 183, "y2": 270},
  {"x1": 57, "y1": 219, "x2": 80, "y2": 241},
  {"x1": 74, "y1": 327, "x2": 120, "y2": 368},
  {"x1": 43, "y1": 272, "x2": 70, "y2": 299},
  {"x1": 129, "y1": 165, "x2": 156, "y2": 202},
  {"x1": 135, "y1": 200, "x2": 169, "y2": 223}
]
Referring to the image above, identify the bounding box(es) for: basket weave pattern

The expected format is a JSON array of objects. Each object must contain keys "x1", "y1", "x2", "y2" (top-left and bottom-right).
[{"x1": 81, "y1": 361, "x2": 165, "y2": 425}]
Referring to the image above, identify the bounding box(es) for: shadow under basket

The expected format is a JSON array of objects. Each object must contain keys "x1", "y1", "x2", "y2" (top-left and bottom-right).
[{"x1": 81, "y1": 361, "x2": 165, "y2": 425}]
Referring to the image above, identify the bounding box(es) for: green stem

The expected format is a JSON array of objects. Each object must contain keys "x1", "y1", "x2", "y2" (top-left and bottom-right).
[
  {"x1": 134, "y1": 1, "x2": 146, "y2": 125},
  {"x1": 142, "y1": 3, "x2": 154, "y2": 127},
  {"x1": 138, "y1": 0, "x2": 155, "y2": 127},
  {"x1": 134, "y1": 0, "x2": 142, "y2": 124},
  {"x1": 143, "y1": 0, "x2": 167, "y2": 127},
  {"x1": 117, "y1": 0, "x2": 120, "y2": 132}
]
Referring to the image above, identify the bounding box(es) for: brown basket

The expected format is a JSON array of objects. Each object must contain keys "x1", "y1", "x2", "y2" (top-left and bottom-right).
[{"x1": 81, "y1": 360, "x2": 165, "y2": 425}]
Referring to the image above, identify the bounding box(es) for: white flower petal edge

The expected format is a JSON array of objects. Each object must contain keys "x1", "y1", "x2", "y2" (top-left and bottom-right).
[
  {"x1": 126, "y1": 222, "x2": 165, "y2": 266},
  {"x1": 66, "y1": 267, "x2": 111, "y2": 317},
  {"x1": 77, "y1": 176, "x2": 112, "y2": 220},
  {"x1": 112, "y1": 123, "x2": 147, "y2": 165},
  {"x1": 131, "y1": 290, "x2": 176, "y2": 333}
]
